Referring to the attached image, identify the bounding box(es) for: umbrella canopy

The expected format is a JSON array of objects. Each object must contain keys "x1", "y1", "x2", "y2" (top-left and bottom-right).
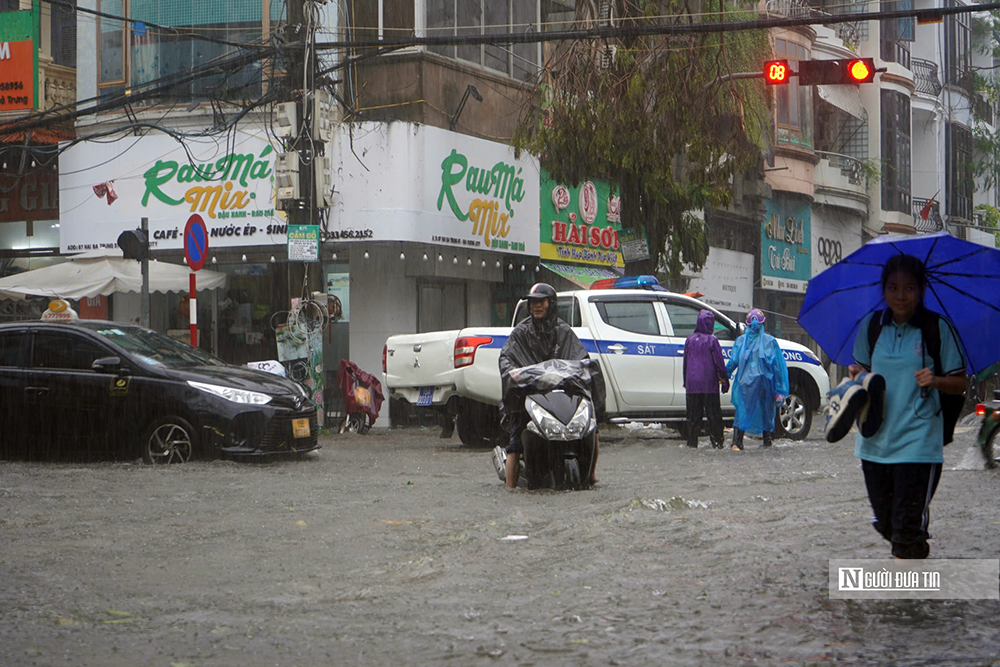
[
  {"x1": 798, "y1": 231, "x2": 1000, "y2": 375},
  {"x1": 0, "y1": 249, "x2": 228, "y2": 301}
]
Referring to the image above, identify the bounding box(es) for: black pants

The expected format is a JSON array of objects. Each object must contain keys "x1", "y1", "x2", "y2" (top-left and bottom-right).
[
  {"x1": 861, "y1": 460, "x2": 942, "y2": 559},
  {"x1": 686, "y1": 393, "x2": 724, "y2": 448}
]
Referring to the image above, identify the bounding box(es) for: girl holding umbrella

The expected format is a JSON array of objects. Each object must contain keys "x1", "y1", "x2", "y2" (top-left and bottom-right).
[{"x1": 797, "y1": 231, "x2": 1000, "y2": 560}]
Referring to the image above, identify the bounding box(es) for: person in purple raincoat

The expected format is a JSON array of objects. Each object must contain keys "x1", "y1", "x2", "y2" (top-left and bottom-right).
[{"x1": 683, "y1": 310, "x2": 730, "y2": 448}]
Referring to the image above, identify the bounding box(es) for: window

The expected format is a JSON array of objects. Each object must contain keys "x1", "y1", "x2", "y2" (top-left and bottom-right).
[
  {"x1": 945, "y1": 0, "x2": 971, "y2": 87},
  {"x1": 0, "y1": 331, "x2": 29, "y2": 367},
  {"x1": 662, "y1": 303, "x2": 736, "y2": 341},
  {"x1": 97, "y1": 1, "x2": 281, "y2": 103},
  {"x1": 879, "y1": 0, "x2": 912, "y2": 69},
  {"x1": 50, "y1": 0, "x2": 77, "y2": 67},
  {"x1": 427, "y1": 0, "x2": 540, "y2": 81},
  {"x1": 512, "y1": 297, "x2": 581, "y2": 326},
  {"x1": 598, "y1": 301, "x2": 659, "y2": 336},
  {"x1": 774, "y1": 39, "x2": 812, "y2": 148},
  {"x1": 881, "y1": 90, "x2": 911, "y2": 214},
  {"x1": 354, "y1": 0, "x2": 414, "y2": 42},
  {"x1": 32, "y1": 332, "x2": 106, "y2": 371},
  {"x1": 946, "y1": 123, "x2": 973, "y2": 221}
]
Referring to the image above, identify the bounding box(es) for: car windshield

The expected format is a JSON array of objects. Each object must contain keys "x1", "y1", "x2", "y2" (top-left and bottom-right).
[{"x1": 90, "y1": 325, "x2": 225, "y2": 368}]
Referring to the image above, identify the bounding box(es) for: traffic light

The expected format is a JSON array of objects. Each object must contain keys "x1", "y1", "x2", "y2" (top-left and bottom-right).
[
  {"x1": 798, "y1": 58, "x2": 876, "y2": 85},
  {"x1": 763, "y1": 59, "x2": 790, "y2": 85},
  {"x1": 117, "y1": 229, "x2": 149, "y2": 260}
]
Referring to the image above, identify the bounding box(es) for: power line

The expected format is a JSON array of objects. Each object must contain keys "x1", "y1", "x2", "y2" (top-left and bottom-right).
[{"x1": 315, "y1": 3, "x2": 1000, "y2": 50}]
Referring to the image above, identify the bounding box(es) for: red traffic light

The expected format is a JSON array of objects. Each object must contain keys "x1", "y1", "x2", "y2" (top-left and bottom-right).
[
  {"x1": 798, "y1": 58, "x2": 877, "y2": 85},
  {"x1": 763, "y1": 59, "x2": 790, "y2": 85},
  {"x1": 846, "y1": 58, "x2": 873, "y2": 82}
]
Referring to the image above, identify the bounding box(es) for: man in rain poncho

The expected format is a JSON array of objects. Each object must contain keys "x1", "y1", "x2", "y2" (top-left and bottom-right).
[
  {"x1": 494, "y1": 283, "x2": 604, "y2": 488},
  {"x1": 725, "y1": 308, "x2": 789, "y2": 450}
]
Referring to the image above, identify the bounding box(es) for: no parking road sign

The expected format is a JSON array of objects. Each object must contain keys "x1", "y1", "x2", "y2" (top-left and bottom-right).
[
  {"x1": 184, "y1": 214, "x2": 209, "y2": 271},
  {"x1": 183, "y1": 214, "x2": 209, "y2": 348}
]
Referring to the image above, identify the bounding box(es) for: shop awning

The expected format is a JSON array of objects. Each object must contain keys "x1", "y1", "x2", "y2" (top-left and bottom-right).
[
  {"x1": 816, "y1": 84, "x2": 867, "y2": 121},
  {"x1": 542, "y1": 263, "x2": 623, "y2": 289},
  {"x1": 0, "y1": 249, "x2": 228, "y2": 301}
]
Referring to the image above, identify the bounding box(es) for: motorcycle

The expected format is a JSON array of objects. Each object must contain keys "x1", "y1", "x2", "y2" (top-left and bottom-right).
[
  {"x1": 506, "y1": 359, "x2": 600, "y2": 490},
  {"x1": 975, "y1": 389, "x2": 1000, "y2": 469}
]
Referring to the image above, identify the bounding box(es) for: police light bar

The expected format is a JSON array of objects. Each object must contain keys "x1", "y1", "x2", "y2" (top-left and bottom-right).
[{"x1": 589, "y1": 275, "x2": 665, "y2": 290}]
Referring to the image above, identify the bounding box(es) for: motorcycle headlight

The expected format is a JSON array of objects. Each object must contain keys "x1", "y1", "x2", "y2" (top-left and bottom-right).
[
  {"x1": 526, "y1": 397, "x2": 566, "y2": 438},
  {"x1": 525, "y1": 397, "x2": 594, "y2": 441},
  {"x1": 188, "y1": 380, "x2": 273, "y2": 405},
  {"x1": 564, "y1": 400, "x2": 594, "y2": 439}
]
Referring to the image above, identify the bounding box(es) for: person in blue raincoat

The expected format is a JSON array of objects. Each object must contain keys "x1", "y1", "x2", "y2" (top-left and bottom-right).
[{"x1": 725, "y1": 308, "x2": 789, "y2": 450}]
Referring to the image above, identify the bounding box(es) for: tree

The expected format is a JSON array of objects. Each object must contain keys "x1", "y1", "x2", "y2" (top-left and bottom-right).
[{"x1": 512, "y1": 0, "x2": 771, "y2": 278}]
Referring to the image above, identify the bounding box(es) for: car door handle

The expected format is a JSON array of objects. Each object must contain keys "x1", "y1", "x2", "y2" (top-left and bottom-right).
[
  {"x1": 25, "y1": 386, "x2": 50, "y2": 395},
  {"x1": 606, "y1": 344, "x2": 627, "y2": 354}
]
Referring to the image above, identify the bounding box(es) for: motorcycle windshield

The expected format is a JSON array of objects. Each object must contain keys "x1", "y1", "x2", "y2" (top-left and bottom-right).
[{"x1": 504, "y1": 359, "x2": 596, "y2": 400}]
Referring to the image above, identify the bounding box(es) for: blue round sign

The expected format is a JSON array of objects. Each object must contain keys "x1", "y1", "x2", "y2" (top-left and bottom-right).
[{"x1": 184, "y1": 214, "x2": 208, "y2": 271}]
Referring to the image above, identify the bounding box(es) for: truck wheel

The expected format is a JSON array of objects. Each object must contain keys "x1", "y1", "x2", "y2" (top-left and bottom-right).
[
  {"x1": 776, "y1": 388, "x2": 812, "y2": 441},
  {"x1": 456, "y1": 400, "x2": 502, "y2": 447}
]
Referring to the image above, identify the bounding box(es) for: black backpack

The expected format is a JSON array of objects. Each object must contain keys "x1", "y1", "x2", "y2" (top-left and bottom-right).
[{"x1": 866, "y1": 308, "x2": 965, "y2": 445}]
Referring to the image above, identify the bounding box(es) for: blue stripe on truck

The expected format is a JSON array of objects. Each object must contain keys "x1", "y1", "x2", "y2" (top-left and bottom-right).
[{"x1": 480, "y1": 334, "x2": 821, "y2": 365}]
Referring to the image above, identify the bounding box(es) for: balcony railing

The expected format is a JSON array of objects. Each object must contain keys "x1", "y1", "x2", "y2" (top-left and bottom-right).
[
  {"x1": 912, "y1": 198, "x2": 944, "y2": 232},
  {"x1": 39, "y1": 59, "x2": 76, "y2": 111},
  {"x1": 764, "y1": 0, "x2": 812, "y2": 18},
  {"x1": 880, "y1": 39, "x2": 911, "y2": 70},
  {"x1": 911, "y1": 58, "x2": 942, "y2": 97},
  {"x1": 815, "y1": 151, "x2": 866, "y2": 185}
]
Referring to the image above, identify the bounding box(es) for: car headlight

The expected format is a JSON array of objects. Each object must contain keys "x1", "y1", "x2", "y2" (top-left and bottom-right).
[{"x1": 188, "y1": 380, "x2": 273, "y2": 405}]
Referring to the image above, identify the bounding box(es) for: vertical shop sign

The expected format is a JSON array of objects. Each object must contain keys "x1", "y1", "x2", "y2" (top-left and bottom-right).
[
  {"x1": 325, "y1": 273, "x2": 350, "y2": 323},
  {"x1": 761, "y1": 199, "x2": 811, "y2": 293},
  {"x1": 539, "y1": 171, "x2": 623, "y2": 268},
  {"x1": 0, "y1": 8, "x2": 38, "y2": 111}
]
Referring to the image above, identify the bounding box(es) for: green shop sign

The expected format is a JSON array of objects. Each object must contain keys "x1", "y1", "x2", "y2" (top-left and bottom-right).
[{"x1": 539, "y1": 171, "x2": 623, "y2": 268}]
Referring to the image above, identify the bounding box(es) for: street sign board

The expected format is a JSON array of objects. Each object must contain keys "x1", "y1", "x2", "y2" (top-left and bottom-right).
[
  {"x1": 287, "y1": 224, "x2": 320, "y2": 262},
  {"x1": 184, "y1": 214, "x2": 208, "y2": 271}
]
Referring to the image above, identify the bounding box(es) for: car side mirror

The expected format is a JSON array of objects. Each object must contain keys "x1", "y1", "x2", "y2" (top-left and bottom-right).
[
  {"x1": 737, "y1": 323, "x2": 746, "y2": 335},
  {"x1": 92, "y1": 356, "x2": 129, "y2": 374}
]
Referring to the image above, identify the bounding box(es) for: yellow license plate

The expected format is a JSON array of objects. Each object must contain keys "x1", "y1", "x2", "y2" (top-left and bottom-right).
[{"x1": 292, "y1": 418, "x2": 311, "y2": 439}]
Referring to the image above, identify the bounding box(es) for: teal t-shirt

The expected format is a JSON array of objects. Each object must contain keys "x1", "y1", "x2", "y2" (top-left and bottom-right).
[{"x1": 852, "y1": 310, "x2": 965, "y2": 464}]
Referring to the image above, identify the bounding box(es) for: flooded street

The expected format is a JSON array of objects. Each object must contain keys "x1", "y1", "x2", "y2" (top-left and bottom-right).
[{"x1": 1, "y1": 422, "x2": 998, "y2": 667}]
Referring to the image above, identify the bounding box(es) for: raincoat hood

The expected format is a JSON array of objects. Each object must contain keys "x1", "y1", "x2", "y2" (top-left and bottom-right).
[{"x1": 695, "y1": 309, "x2": 715, "y2": 334}]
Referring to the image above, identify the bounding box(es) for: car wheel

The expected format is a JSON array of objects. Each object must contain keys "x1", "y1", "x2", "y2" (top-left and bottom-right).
[
  {"x1": 456, "y1": 400, "x2": 502, "y2": 448},
  {"x1": 776, "y1": 389, "x2": 812, "y2": 441},
  {"x1": 143, "y1": 416, "x2": 196, "y2": 464}
]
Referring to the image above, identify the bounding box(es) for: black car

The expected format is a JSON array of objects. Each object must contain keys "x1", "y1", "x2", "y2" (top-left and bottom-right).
[{"x1": 0, "y1": 321, "x2": 320, "y2": 463}]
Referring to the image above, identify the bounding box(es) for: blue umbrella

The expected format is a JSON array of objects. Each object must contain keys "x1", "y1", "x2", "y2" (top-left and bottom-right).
[{"x1": 797, "y1": 231, "x2": 1000, "y2": 374}]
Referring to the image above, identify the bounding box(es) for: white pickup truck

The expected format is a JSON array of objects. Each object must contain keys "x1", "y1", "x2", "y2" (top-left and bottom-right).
[{"x1": 383, "y1": 278, "x2": 830, "y2": 446}]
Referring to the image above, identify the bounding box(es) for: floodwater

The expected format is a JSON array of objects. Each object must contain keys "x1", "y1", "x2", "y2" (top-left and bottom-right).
[{"x1": 0, "y1": 421, "x2": 998, "y2": 666}]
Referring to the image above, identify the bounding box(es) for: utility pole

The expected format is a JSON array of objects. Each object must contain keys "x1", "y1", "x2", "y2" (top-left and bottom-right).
[{"x1": 277, "y1": 0, "x2": 330, "y2": 298}]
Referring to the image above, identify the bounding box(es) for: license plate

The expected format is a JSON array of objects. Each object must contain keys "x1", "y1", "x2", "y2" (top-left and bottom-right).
[
  {"x1": 416, "y1": 387, "x2": 434, "y2": 406},
  {"x1": 292, "y1": 418, "x2": 311, "y2": 439}
]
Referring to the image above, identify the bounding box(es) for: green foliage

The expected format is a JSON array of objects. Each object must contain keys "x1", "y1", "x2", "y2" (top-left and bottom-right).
[
  {"x1": 973, "y1": 204, "x2": 1000, "y2": 247},
  {"x1": 513, "y1": 0, "x2": 771, "y2": 278}
]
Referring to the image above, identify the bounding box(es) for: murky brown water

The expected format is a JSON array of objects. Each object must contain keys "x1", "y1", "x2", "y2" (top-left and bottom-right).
[{"x1": 1, "y1": 423, "x2": 997, "y2": 666}]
